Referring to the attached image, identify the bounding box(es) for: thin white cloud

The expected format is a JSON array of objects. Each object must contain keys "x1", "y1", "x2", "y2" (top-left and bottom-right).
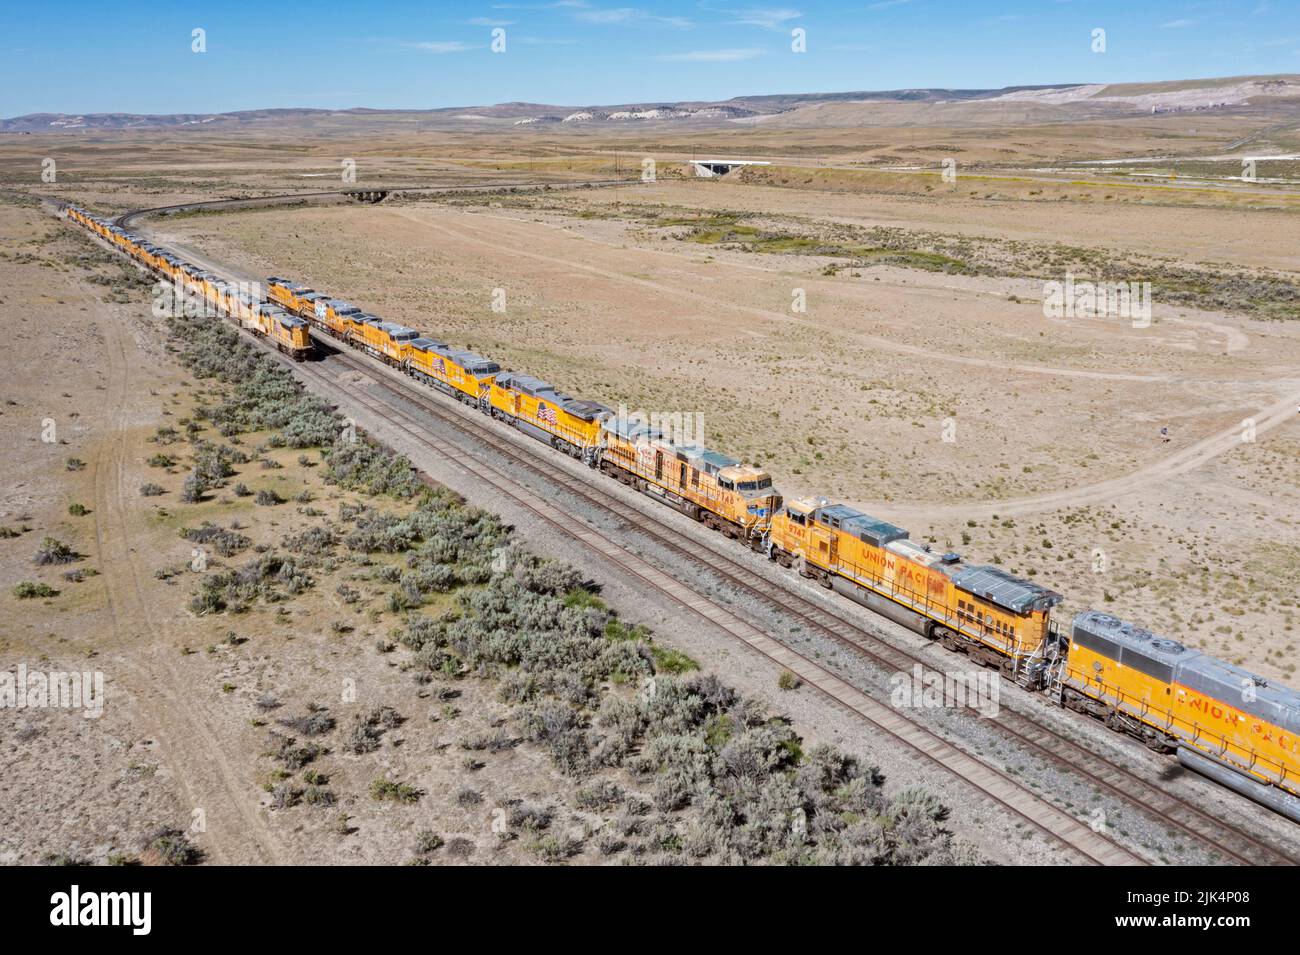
[
  {"x1": 729, "y1": 7, "x2": 802, "y2": 30},
  {"x1": 404, "y1": 40, "x2": 478, "y2": 53},
  {"x1": 654, "y1": 47, "x2": 763, "y2": 61},
  {"x1": 467, "y1": 17, "x2": 515, "y2": 26},
  {"x1": 492, "y1": 1, "x2": 590, "y2": 8},
  {"x1": 575, "y1": 7, "x2": 691, "y2": 27},
  {"x1": 1160, "y1": 18, "x2": 1197, "y2": 28},
  {"x1": 866, "y1": 0, "x2": 913, "y2": 10}
]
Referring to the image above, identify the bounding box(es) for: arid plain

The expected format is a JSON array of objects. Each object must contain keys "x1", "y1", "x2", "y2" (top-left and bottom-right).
[{"x1": 3, "y1": 87, "x2": 1300, "y2": 863}]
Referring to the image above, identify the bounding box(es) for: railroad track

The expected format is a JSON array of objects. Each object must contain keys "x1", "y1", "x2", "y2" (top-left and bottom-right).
[
  {"x1": 309, "y1": 339, "x2": 1296, "y2": 868},
  {"x1": 286, "y1": 341, "x2": 1143, "y2": 866},
  {"x1": 102, "y1": 188, "x2": 1298, "y2": 864},
  {"x1": 112, "y1": 177, "x2": 639, "y2": 228}
]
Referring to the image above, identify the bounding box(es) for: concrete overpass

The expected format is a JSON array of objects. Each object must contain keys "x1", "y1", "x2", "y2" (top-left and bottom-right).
[{"x1": 691, "y1": 159, "x2": 771, "y2": 178}]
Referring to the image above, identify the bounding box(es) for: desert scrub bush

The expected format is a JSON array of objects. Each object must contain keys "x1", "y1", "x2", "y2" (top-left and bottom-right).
[
  {"x1": 777, "y1": 670, "x2": 800, "y2": 691},
  {"x1": 515, "y1": 699, "x2": 592, "y2": 777},
  {"x1": 191, "y1": 441, "x2": 246, "y2": 483},
  {"x1": 65, "y1": 457, "x2": 85, "y2": 471},
  {"x1": 527, "y1": 832, "x2": 582, "y2": 862},
  {"x1": 346, "y1": 705, "x2": 400, "y2": 753},
  {"x1": 344, "y1": 512, "x2": 414, "y2": 554},
  {"x1": 277, "y1": 704, "x2": 336, "y2": 737},
  {"x1": 270, "y1": 783, "x2": 303, "y2": 809},
  {"x1": 460, "y1": 728, "x2": 515, "y2": 753},
  {"x1": 446, "y1": 838, "x2": 475, "y2": 859},
  {"x1": 142, "y1": 828, "x2": 201, "y2": 866},
  {"x1": 255, "y1": 489, "x2": 283, "y2": 506},
  {"x1": 283, "y1": 525, "x2": 336, "y2": 553},
  {"x1": 455, "y1": 786, "x2": 483, "y2": 807},
  {"x1": 369, "y1": 777, "x2": 421, "y2": 804},
  {"x1": 166, "y1": 314, "x2": 342, "y2": 447},
  {"x1": 139, "y1": 482, "x2": 166, "y2": 497},
  {"x1": 181, "y1": 522, "x2": 251, "y2": 557},
  {"x1": 147, "y1": 453, "x2": 176, "y2": 468},
  {"x1": 33, "y1": 536, "x2": 77, "y2": 565},
  {"x1": 190, "y1": 552, "x2": 313, "y2": 614},
  {"x1": 348, "y1": 720, "x2": 382, "y2": 754},
  {"x1": 322, "y1": 437, "x2": 421, "y2": 499},
  {"x1": 13, "y1": 581, "x2": 58, "y2": 599},
  {"x1": 303, "y1": 785, "x2": 336, "y2": 808},
  {"x1": 179, "y1": 469, "x2": 210, "y2": 503},
  {"x1": 651, "y1": 645, "x2": 698, "y2": 675},
  {"x1": 232, "y1": 482, "x2": 251, "y2": 497},
  {"x1": 263, "y1": 731, "x2": 322, "y2": 770},
  {"x1": 574, "y1": 779, "x2": 624, "y2": 811},
  {"x1": 0, "y1": 525, "x2": 23, "y2": 538},
  {"x1": 414, "y1": 830, "x2": 444, "y2": 854},
  {"x1": 507, "y1": 801, "x2": 553, "y2": 832},
  {"x1": 596, "y1": 831, "x2": 626, "y2": 856},
  {"x1": 67, "y1": 503, "x2": 89, "y2": 517}
]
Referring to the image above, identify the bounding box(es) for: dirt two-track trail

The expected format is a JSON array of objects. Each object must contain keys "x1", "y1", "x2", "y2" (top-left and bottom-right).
[
  {"x1": 390, "y1": 206, "x2": 1300, "y2": 522},
  {"x1": 78, "y1": 277, "x2": 287, "y2": 865}
]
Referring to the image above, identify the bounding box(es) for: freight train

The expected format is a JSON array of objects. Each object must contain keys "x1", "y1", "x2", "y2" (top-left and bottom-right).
[
  {"x1": 62, "y1": 203, "x2": 1300, "y2": 823},
  {"x1": 65, "y1": 207, "x2": 312, "y2": 360}
]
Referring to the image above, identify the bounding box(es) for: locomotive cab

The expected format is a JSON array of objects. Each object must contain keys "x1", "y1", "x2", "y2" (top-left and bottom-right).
[{"x1": 717, "y1": 465, "x2": 782, "y2": 524}]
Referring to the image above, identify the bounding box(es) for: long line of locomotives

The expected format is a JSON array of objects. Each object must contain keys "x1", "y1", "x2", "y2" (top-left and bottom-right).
[{"x1": 64, "y1": 204, "x2": 1300, "y2": 823}]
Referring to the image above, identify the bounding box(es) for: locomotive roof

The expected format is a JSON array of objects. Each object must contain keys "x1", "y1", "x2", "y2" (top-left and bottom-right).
[
  {"x1": 603, "y1": 416, "x2": 663, "y2": 442},
  {"x1": 1179, "y1": 654, "x2": 1300, "y2": 736},
  {"x1": 451, "y1": 351, "x2": 499, "y2": 373},
  {"x1": 378, "y1": 322, "x2": 418, "y2": 339},
  {"x1": 496, "y1": 373, "x2": 611, "y2": 420},
  {"x1": 815, "y1": 503, "x2": 909, "y2": 547},
  {"x1": 684, "y1": 447, "x2": 736, "y2": 471},
  {"x1": 563, "y1": 398, "x2": 613, "y2": 420},
  {"x1": 951, "y1": 565, "x2": 1061, "y2": 614},
  {"x1": 409, "y1": 337, "x2": 449, "y2": 351},
  {"x1": 604, "y1": 419, "x2": 742, "y2": 476},
  {"x1": 1073, "y1": 611, "x2": 1193, "y2": 667},
  {"x1": 1073, "y1": 612, "x2": 1300, "y2": 734}
]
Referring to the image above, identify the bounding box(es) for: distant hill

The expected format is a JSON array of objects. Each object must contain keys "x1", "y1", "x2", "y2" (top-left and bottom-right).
[{"x1": 6, "y1": 75, "x2": 1299, "y2": 132}]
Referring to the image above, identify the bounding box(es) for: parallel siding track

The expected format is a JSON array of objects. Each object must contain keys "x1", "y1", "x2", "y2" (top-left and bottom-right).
[{"x1": 64, "y1": 185, "x2": 1300, "y2": 865}]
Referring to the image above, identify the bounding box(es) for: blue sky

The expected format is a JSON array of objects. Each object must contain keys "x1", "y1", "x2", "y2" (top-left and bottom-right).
[{"x1": 2, "y1": 0, "x2": 1296, "y2": 116}]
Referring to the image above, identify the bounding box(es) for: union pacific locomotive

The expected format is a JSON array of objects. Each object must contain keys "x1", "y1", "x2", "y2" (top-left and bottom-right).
[
  {"x1": 63, "y1": 203, "x2": 1300, "y2": 823},
  {"x1": 66, "y1": 207, "x2": 311, "y2": 360}
]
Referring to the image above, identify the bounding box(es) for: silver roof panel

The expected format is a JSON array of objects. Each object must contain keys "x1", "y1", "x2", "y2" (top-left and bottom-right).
[{"x1": 952, "y1": 565, "x2": 1061, "y2": 614}]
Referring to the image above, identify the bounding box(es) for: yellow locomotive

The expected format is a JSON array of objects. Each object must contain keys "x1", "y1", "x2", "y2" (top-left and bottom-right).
[
  {"x1": 61, "y1": 201, "x2": 1300, "y2": 825},
  {"x1": 350, "y1": 315, "x2": 419, "y2": 364},
  {"x1": 600, "y1": 416, "x2": 781, "y2": 545},
  {"x1": 1056, "y1": 612, "x2": 1300, "y2": 819},
  {"x1": 488, "y1": 372, "x2": 611, "y2": 464},
  {"x1": 768, "y1": 498, "x2": 1060, "y2": 685},
  {"x1": 65, "y1": 208, "x2": 311, "y2": 361},
  {"x1": 405, "y1": 339, "x2": 501, "y2": 408}
]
